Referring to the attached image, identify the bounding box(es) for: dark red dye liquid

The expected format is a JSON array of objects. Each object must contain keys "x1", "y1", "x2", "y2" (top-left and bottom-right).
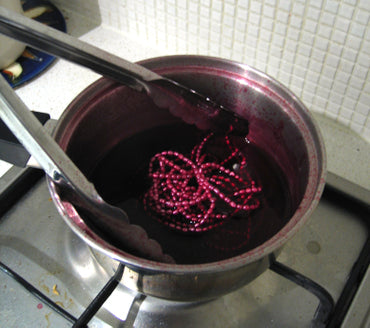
[{"x1": 90, "y1": 123, "x2": 292, "y2": 264}]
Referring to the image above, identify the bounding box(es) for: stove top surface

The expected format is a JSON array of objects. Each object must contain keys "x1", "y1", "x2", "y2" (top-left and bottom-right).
[{"x1": 0, "y1": 167, "x2": 369, "y2": 328}]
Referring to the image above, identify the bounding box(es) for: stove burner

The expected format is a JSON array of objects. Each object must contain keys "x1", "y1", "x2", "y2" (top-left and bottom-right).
[{"x1": 143, "y1": 133, "x2": 262, "y2": 233}]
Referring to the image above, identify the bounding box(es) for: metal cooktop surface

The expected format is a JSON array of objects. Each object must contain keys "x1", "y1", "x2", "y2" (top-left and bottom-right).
[{"x1": 0, "y1": 167, "x2": 369, "y2": 327}]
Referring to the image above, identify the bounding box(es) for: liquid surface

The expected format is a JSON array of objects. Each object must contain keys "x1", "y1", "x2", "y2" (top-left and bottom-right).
[{"x1": 90, "y1": 123, "x2": 292, "y2": 264}]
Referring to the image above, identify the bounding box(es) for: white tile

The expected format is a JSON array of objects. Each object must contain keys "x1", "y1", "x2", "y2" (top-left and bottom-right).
[
  {"x1": 359, "y1": 92, "x2": 370, "y2": 106},
  {"x1": 274, "y1": 9, "x2": 288, "y2": 23},
  {"x1": 222, "y1": 36, "x2": 233, "y2": 48},
  {"x1": 261, "y1": 16, "x2": 274, "y2": 30},
  {"x1": 258, "y1": 40, "x2": 270, "y2": 52},
  {"x1": 319, "y1": 74, "x2": 334, "y2": 88},
  {"x1": 292, "y1": 2, "x2": 305, "y2": 16},
  {"x1": 235, "y1": 29, "x2": 245, "y2": 43},
  {"x1": 223, "y1": 14, "x2": 235, "y2": 27},
  {"x1": 342, "y1": 47, "x2": 358, "y2": 62},
  {"x1": 347, "y1": 85, "x2": 362, "y2": 100},
  {"x1": 278, "y1": 1, "x2": 292, "y2": 11},
  {"x1": 236, "y1": 7, "x2": 248, "y2": 20},
  {"x1": 300, "y1": 30, "x2": 315, "y2": 45},
  {"x1": 269, "y1": 46, "x2": 282, "y2": 62},
  {"x1": 325, "y1": 1, "x2": 339, "y2": 14},
  {"x1": 338, "y1": 3, "x2": 355, "y2": 19},
  {"x1": 348, "y1": 73, "x2": 366, "y2": 92},
  {"x1": 317, "y1": 24, "x2": 333, "y2": 39},
  {"x1": 199, "y1": 16, "x2": 210, "y2": 28},
  {"x1": 335, "y1": 17, "x2": 351, "y2": 33},
  {"x1": 350, "y1": 22, "x2": 367, "y2": 38},
  {"x1": 297, "y1": 43, "x2": 312, "y2": 57},
  {"x1": 358, "y1": 0, "x2": 370, "y2": 10},
  {"x1": 309, "y1": 60, "x2": 324, "y2": 73},
  {"x1": 245, "y1": 35, "x2": 258, "y2": 48},
  {"x1": 336, "y1": 71, "x2": 351, "y2": 84},
  {"x1": 340, "y1": 59, "x2": 355, "y2": 74},
  {"x1": 345, "y1": 35, "x2": 363, "y2": 51},
  {"x1": 224, "y1": 2, "x2": 236, "y2": 16},
  {"x1": 290, "y1": 15, "x2": 303, "y2": 29},
  {"x1": 305, "y1": 70, "x2": 320, "y2": 84},
  {"x1": 320, "y1": 11, "x2": 336, "y2": 26},
  {"x1": 199, "y1": 27, "x2": 209, "y2": 39},
  {"x1": 313, "y1": 96, "x2": 328, "y2": 113},
  {"x1": 268, "y1": 54, "x2": 281, "y2": 67},
  {"x1": 211, "y1": 8, "x2": 222, "y2": 21},
  {"x1": 363, "y1": 80, "x2": 370, "y2": 93},
  {"x1": 287, "y1": 27, "x2": 300, "y2": 41},
  {"x1": 271, "y1": 33, "x2": 285, "y2": 47},
  {"x1": 310, "y1": 0, "x2": 324, "y2": 9},
  {"x1": 343, "y1": 0, "x2": 357, "y2": 6},
  {"x1": 332, "y1": 79, "x2": 347, "y2": 95},
  {"x1": 355, "y1": 101, "x2": 370, "y2": 116},
  {"x1": 249, "y1": 12, "x2": 261, "y2": 25},
  {"x1": 362, "y1": 40, "x2": 370, "y2": 54},
  {"x1": 340, "y1": 102, "x2": 356, "y2": 117},
  {"x1": 317, "y1": 84, "x2": 331, "y2": 98},
  {"x1": 250, "y1": 1, "x2": 262, "y2": 14},
  {"x1": 200, "y1": 4, "x2": 211, "y2": 18},
  {"x1": 211, "y1": 0, "x2": 223, "y2": 11},
  {"x1": 325, "y1": 53, "x2": 341, "y2": 68},
  {"x1": 293, "y1": 64, "x2": 307, "y2": 78},
  {"x1": 222, "y1": 25, "x2": 234, "y2": 38},
  {"x1": 328, "y1": 42, "x2": 343, "y2": 56},
  {"x1": 311, "y1": 48, "x2": 326, "y2": 62},
  {"x1": 248, "y1": 25, "x2": 260, "y2": 37},
  {"x1": 303, "y1": 18, "x2": 318, "y2": 33},
  {"x1": 354, "y1": 9, "x2": 369, "y2": 25},
  {"x1": 263, "y1": 3, "x2": 276, "y2": 18},
  {"x1": 210, "y1": 20, "x2": 221, "y2": 33},
  {"x1": 220, "y1": 47, "x2": 232, "y2": 58},
  {"x1": 316, "y1": 35, "x2": 330, "y2": 51},
  {"x1": 238, "y1": 0, "x2": 249, "y2": 9},
  {"x1": 307, "y1": 6, "x2": 321, "y2": 20},
  {"x1": 353, "y1": 63, "x2": 368, "y2": 80},
  {"x1": 332, "y1": 29, "x2": 347, "y2": 44},
  {"x1": 326, "y1": 103, "x2": 341, "y2": 115},
  {"x1": 305, "y1": 80, "x2": 317, "y2": 93},
  {"x1": 282, "y1": 47, "x2": 296, "y2": 62},
  {"x1": 277, "y1": 70, "x2": 292, "y2": 85},
  {"x1": 189, "y1": 1, "x2": 199, "y2": 13}
]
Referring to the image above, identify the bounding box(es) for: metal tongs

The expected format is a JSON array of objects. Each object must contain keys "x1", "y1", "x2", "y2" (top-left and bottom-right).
[
  {"x1": 0, "y1": 74, "x2": 174, "y2": 263},
  {"x1": 0, "y1": 6, "x2": 248, "y2": 135},
  {"x1": 0, "y1": 6, "x2": 248, "y2": 263}
]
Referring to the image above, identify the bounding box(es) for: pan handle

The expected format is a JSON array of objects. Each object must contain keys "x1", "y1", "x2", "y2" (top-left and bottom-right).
[{"x1": 0, "y1": 111, "x2": 49, "y2": 167}]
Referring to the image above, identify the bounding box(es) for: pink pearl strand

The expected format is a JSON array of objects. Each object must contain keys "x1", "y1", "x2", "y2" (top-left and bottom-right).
[{"x1": 143, "y1": 133, "x2": 262, "y2": 233}]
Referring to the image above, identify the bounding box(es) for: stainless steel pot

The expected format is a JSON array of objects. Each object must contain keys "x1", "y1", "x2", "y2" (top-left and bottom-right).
[{"x1": 48, "y1": 55, "x2": 326, "y2": 301}]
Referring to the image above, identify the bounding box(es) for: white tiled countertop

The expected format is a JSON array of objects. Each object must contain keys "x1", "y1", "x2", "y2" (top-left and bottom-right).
[{"x1": 1, "y1": 20, "x2": 369, "y2": 199}]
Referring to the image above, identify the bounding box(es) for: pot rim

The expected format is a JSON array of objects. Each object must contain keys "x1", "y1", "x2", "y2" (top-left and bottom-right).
[{"x1": 48, "y1": 55, "x2": 327, "y2": 274}]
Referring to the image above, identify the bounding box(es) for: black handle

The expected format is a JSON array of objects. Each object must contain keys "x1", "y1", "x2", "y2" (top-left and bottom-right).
[{"x1": 0, "y1": 111, "x2": 50, "y2": 167}]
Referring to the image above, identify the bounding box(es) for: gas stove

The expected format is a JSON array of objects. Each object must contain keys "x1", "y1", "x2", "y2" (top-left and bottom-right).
[
  {"x1": 0, "y1": 164, "x2": 369, "y2": 327},
  {"x1": 0, "y1": 16, "x2": 369, "y2": 328}
]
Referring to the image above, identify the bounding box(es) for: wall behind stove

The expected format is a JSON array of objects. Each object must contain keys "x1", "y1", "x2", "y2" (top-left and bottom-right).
[{"x1": 54, "y1": 0, "x2": 370, "y2": 142}]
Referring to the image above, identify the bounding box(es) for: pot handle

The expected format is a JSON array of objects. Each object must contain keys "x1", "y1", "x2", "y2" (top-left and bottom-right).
[{"x1": 0, "y1": 111, "x2": 50, "y2": 167}]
